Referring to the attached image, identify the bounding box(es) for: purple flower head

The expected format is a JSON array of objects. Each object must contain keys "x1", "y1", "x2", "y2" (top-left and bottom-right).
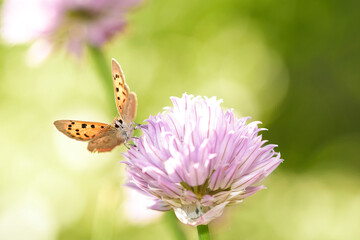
[
  {"x1": 123, "y1": 93, "x2": 283, "y2": 226},
  {"x1": 1, "y1": 0, "x2": 141, "y2": 60}
]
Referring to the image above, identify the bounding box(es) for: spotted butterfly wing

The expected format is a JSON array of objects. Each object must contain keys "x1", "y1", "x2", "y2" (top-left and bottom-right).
[
  {"x1": 87, "y1": 125, "x2": 125, "y2": 152},
  {"x1": 112, "y1": 58, "x2": 130, "y2": 115},
  {"x1": 112, "y1": 59, "x2": 137, "y2": 121},
  {"x1": 54, "y1": 120, "x2": 108, "y2": 141}
]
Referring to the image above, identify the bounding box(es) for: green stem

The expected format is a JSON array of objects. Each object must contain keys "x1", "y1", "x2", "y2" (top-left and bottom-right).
[
  {"x1": 164, "y1": 211, "x2": 187, "y2": 240},
  {"x1": 197, "y1": 225, "x2": 210, "y2": 240},
  {"x1": 87, "y1": 44, "x2": 116, "y2": 116}
]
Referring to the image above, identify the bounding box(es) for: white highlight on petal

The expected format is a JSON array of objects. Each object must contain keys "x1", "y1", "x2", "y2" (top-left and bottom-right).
[{"x1": 1, "y1": 0, "x2": 57, "y2": 43}]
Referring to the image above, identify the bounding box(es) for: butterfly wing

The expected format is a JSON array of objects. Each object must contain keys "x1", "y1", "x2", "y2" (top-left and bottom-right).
[
  {"x1": 112, "y1": 58, "x2": 130, "y2": 115},
  {"x1": 87, "y1": 125, "x2": 125, "y2": 152},
  {"x1": 123, "y1": 92, "x2": 137, "y2": 123},
  {"x1": 54, "y1": 120, "x2": 107, "y2": 141}
]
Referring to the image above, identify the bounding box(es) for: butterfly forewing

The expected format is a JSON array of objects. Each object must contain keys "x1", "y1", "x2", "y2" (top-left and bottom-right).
[
  {"x1": 54, "y1": 120, "x2": 108, "y2": 141},
  {"x1": 112, "y1": 59, "x2": 130, "y2": 115},
  {"x1": 87, "y1": 125, "x2": 125, "y2": 152}
]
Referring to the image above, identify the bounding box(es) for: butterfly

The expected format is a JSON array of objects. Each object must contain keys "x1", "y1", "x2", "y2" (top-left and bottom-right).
[{"x1": 54, "y1": 59, "x2": 137, "y2": 153}]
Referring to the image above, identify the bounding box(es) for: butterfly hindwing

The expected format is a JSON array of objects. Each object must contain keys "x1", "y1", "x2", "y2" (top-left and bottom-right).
[
  {"x1": 87, "y1": 125, "x2": 125, "y2": 152},
  {"x1": 53, "y1": 120, "x2": 108, "y2": 141},
  {"x1": 123, "y1": 92, "x2": 137, "y2": 123}
]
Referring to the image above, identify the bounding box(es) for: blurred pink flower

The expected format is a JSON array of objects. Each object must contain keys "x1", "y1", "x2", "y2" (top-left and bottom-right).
[
  {"x1": 123, "y1": 93, "x2": 283, "y2": 226},
  {"x1": 1, "y1": 0, "x2": 140, "y2": 60}
]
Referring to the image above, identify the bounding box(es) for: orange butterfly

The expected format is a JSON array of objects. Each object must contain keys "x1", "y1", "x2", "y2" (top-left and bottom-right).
[{"x1": 54, "y1": 59, "x2": 137, "y2": 152}]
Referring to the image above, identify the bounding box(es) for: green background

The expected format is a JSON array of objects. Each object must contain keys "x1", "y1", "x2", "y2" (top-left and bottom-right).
[{"x1": 1, "y1": 0, "x2": 359, "y2": 239}]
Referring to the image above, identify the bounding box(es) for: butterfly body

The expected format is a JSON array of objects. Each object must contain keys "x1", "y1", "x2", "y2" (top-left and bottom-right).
[{"x1": 54, "y1": 59, "x2": 137, "y2": 153}]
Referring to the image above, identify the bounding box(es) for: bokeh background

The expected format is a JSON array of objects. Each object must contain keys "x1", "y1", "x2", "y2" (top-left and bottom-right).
[{"x1": 1, "y1": 0, "x2": 360, "y2": 239}]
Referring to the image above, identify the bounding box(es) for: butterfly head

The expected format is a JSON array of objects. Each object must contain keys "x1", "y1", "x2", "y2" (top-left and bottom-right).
[{"x1": 114, "y1": 117, "x2": 134, "y2": 143}]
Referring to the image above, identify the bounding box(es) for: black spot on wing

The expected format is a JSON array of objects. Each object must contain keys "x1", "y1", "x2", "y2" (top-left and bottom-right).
[{"x1": 82, "y1": 124, "x2": 87, "y2": 128}]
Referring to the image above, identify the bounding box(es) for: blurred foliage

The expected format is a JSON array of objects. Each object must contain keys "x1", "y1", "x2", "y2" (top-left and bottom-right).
[{"x1": 0, "y1": 0, "x2": 359, "y2": 239}]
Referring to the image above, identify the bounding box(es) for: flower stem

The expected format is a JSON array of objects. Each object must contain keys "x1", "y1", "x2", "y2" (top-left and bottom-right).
[
  {"x1": 197, "y1": 225, "x2": 210, "y2": 240},
  {"x1": 87, "y1": 44, "x2": 116, "y2": 116},
  {"x1": 164, "y1": 211, "x2": 187, "y2": 240}
]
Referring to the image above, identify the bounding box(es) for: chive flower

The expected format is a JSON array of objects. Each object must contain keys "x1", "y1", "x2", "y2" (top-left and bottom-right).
[{"x1": 123, "y1": 93, "x2": 283, "y2": 226}]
